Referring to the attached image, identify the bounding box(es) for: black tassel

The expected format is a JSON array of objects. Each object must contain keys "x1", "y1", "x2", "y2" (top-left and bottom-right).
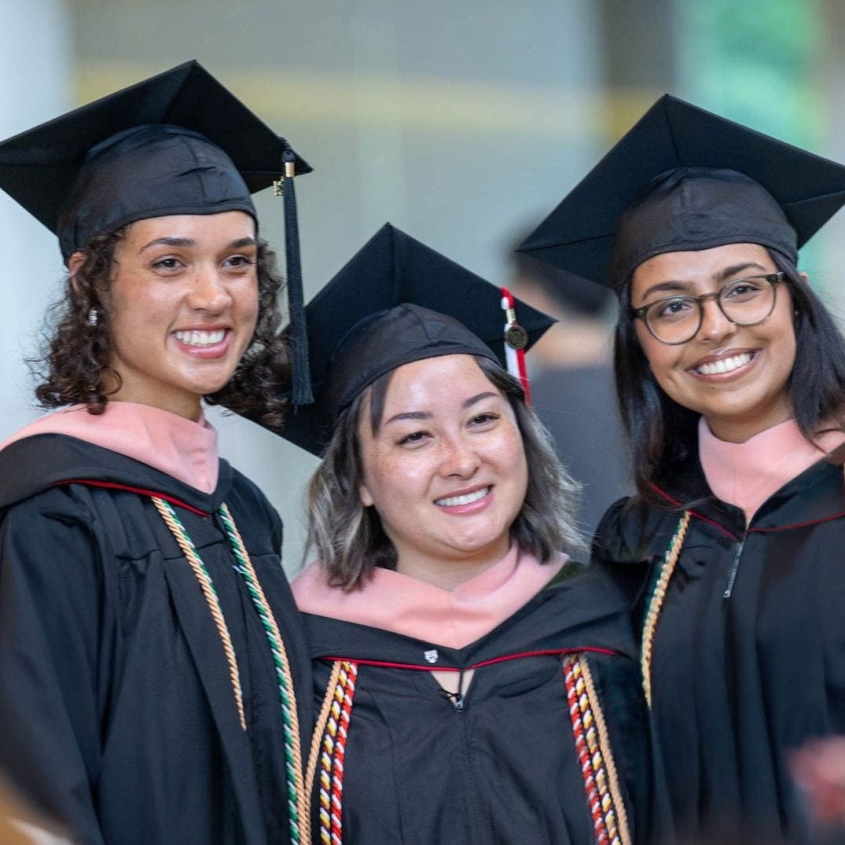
[{"x1": 282, "y1": 145, "x2": 313, "y2": 406}]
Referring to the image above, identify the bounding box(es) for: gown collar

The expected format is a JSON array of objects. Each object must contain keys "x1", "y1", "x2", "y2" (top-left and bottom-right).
[
  {"x1": 0, "y1": 402, "x2": 219, "y2": 493},
  {"x1": 699, "y1": 417, "x2": 845, "y2": 525},
  {"x1": 292, "y1": 545, "x2": 566, "y2": 650}
]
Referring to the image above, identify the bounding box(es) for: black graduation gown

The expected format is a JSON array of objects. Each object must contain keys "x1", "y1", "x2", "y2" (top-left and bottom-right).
[
  {"x1": 593, "y1": 445, "x2": 845, "y2": 841},
  {"x1": 0, "y1": 433, "x2": 312, "y2": 845},
  {"x1": 302, "y1": 570, "x2": 649, "y2": 845}
]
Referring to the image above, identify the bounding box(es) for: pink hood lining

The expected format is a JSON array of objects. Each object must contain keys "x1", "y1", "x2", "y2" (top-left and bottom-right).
[
  {"x1": 292, "y1": 545, "x2": 567, "y2": 650},
  {"x1": 0, "y1": 402, "x2": 220, "y2": 493}
]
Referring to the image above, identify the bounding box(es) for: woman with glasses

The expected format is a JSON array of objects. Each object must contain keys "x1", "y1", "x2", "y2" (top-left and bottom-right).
[{"x1": 520, "y1": 96, "x2": 845, "y2": 841}]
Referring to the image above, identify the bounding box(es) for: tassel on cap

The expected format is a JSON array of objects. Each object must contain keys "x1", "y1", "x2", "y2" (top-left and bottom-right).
[
  {"x1": 282, "y1": 145, "x2": 313, "y2": 406},
  {"x1": 500, "y1": 287, "x2": 531, "y2": 404}
]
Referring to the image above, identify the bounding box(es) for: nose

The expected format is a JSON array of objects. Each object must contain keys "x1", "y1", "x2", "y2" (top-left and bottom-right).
[
  {"x1": 187, "y1": 264, "x2": 232, "y2": 313},
  {"x1": 438, "y1": 435, "x2": 480, "y2": 479},
  {"x1": 697, "y1": 296, "x2": 736, "y2": 343}
]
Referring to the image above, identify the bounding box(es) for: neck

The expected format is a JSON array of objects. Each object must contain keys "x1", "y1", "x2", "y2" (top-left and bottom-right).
[
  {"x1": 395, "y1": 542, "x2": 510, "y2": 592},
  {"x1": 705, "y1": 406, "x2": 794, "y2": 443}
]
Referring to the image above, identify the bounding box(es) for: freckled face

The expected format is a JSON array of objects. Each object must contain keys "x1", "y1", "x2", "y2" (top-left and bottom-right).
[
  {"x1": 357, "y1": 354, "x2": 529, "y2": 585},
  {"x1": 630, "y1": 242, "x2": 797, "y2": 442},
  {"x1": 95, "y1": 211, "x2": 259, "y2": 421}
]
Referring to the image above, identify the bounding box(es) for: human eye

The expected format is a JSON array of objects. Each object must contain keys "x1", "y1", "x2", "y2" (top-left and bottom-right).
[
  {"x1": 396, "y1": 429, "x2": 431, "y2": 447},
  {"x1": 722, "y1": 276, "x2": 765, "y2": 302},
  {"x1": 469, "y1": 411, "x2": 500, "y2": 428},
  {"x1": 223, "y1": 253, "x2": 256, "y2": 272},
  {"x1": 150, "y1": 255, "x2": 185, "y2": 274},
  {"x1": 651, "y1": 297, "x2": 694, "y2": 322}
]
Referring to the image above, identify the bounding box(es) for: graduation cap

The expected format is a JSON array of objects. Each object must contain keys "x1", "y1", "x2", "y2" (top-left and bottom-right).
[
  {"x1": 519, "y1": 94, "x2": 845, "y2": 290},
  {"x1": 277, "y1": 223, "x2": 555, "y2": 456},
  {"x1": 0, "y1": 59, "x2": 315, "y2": 403}
]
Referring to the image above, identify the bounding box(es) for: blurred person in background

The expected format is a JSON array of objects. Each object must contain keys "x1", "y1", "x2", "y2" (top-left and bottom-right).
[{"x1": 509, "y1": 240, "x2": 632, "y2": 538}]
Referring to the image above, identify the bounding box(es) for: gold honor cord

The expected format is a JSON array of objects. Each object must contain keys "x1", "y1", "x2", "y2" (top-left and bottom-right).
[
  {"x1": 154, "y1": 497, "x2": 310, "y2": 845},
  {"x1": 640, "y1": 511, "x2": 691, "y2": 709}
]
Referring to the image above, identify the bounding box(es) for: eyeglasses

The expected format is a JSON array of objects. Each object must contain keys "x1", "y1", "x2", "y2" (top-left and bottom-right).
[{"x1": 631, "y1": 272, "x2": 785, "y2": 345}]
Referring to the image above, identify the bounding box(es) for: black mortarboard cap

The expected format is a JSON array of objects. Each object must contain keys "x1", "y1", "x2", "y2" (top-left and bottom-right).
[
  {"x1": 0, "y1": 59, "x2": 315, "y2": 403},
  {"x1": 519, "y1": 94, "x2": 845, "y2": 290},
  {"x1": 277, "y1": 223, "x2": 555, "y2": 456}
]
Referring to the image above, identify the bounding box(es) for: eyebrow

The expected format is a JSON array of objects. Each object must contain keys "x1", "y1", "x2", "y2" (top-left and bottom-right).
[
  {"x1": 638, "y1": 261, "x2": 769, "y2": 301},
  {"x1": 139, "y1": 235, "x2": 257, "y2": 253},
  {"x1": 382, "y1": 391, "x2": 500, "y2": 426}
]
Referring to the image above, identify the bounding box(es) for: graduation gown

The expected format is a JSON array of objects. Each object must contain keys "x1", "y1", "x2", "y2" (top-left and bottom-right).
[
  {"x1": 302, "y1": 570, "x2": 649, "y2": 845},
  {"x1": 0, "y1": 433, "x2": 311, "y2": 845},
  {"x1": 593, "y1": 445, "x2": 845, "y2": 841}
]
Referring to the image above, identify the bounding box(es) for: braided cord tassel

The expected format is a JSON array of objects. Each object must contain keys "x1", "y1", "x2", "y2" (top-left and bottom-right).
[
  {"x1": 641, "y1": 512, "x2": 691, "y2": 709},
  {"x1": 564, "y1": 654, "x2": 629, "y2": 845},
  {"x1": 153, "y1": 498, "x2": 246, "y2": 731},
  {"x1": 318, "y1": 661, "x2": 358, "y2": 845},
  {"x1": 218, "y1": 502, "x2": 308, "y2": 845},
  {"x1": 578, "y1": 656, "x2": 631, "y2": 845}
]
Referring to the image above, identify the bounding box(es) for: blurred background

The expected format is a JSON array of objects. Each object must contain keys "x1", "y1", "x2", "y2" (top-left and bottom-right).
[{"x1": 2, "y1": 0, "x2": 843, "y2": 566}]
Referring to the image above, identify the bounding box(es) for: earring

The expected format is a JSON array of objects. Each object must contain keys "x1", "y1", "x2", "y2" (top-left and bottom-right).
[{"x1": 88, "y1": 309, "x2": 99, "y2": 326}]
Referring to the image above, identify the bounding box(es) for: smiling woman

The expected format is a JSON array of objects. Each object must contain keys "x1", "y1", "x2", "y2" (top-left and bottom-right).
[
  {"x1": 87, "y1": 212, "x2": 261, "y2": 420},
  {"x1": 356, "y1": 354, "x2": 529, "y2": 588},
  {"x1": 521, "y1": 95, "x2": 845, "y2": 842},
  {"x1": 0, "y1": 62, "x2": 313, "y2": 845},
  {"x1": 630, "y1": 242, "x2": 798, "y2": 443},
  {"x1": 275, "y1": 224, "x2": 650, "y2": 845}
]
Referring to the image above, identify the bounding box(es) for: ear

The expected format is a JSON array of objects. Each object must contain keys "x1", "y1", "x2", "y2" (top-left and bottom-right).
[
  {"x1": 67, "y1": 251, "x2": 86, "y2": 293},
  {"x1": 799, "y1": 271, "x2": 810, "y2": 284},
  {"x1": 359, "y1": 481, "x2": 374, "y2": 508}
]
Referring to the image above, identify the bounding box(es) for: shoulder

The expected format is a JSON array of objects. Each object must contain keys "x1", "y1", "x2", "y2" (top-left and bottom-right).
[
  {"x1": 592, "y1": 494, "x2": 680, "y2": 565},
  {"x1": 222, "y1": 462, "x2": 282, "y2": 524}
]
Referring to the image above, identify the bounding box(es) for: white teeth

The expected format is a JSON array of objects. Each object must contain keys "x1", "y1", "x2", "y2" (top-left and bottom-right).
[
  {"x1": 174, "y1": 329, "x2": 226, "y2": 347},
  {"x1": 435, "y1": 487, "x2": 490, "y2": 507},
  {"x1": 696, "y1": 353, "x2": 753, "y2": 376}
]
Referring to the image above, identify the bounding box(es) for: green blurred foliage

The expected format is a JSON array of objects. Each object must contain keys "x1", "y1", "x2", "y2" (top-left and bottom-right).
[
  {"x1": 682, "y1": 0, "x2": 823, "y2": 146},
  {"x1": 679, "y1": 0, "x2": 825, "y2": 269}
]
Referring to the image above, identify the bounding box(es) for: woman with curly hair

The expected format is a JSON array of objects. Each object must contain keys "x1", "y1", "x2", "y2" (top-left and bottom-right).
[
  {"x1": 520, "y1": 96, "x2": 845, "y2": 841},
  {"x1": 0, "y1": 62, "x2": 313, "y2": 845},
  {"x1": 281, "y1": 224, "x2": 649, "y2": 845}
]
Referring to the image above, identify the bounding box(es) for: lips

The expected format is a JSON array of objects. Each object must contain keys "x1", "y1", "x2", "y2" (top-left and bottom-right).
[
  {"x1": 434, "y1": 486, "x2": 491, "y2": 507},
  {"x1": 693, "y1": 351, "x2": 754, "y2": 376}
]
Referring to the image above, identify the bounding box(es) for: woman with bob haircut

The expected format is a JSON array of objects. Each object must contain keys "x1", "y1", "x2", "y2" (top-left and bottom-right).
[
  {"x1": 0, "y1": 62, "x2": 313, "y2": 845},
  {"x1": 520, "y1": 95, "x2": 845, "y2": 841},
  {"x1": 282, "y1": 224, "x2": 650, "y2": 845}
]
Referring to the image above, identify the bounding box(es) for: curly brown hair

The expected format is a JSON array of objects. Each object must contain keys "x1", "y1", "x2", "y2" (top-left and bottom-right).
[{"x1": 33, "y1": 227, "x2": 290, "y2": 427}]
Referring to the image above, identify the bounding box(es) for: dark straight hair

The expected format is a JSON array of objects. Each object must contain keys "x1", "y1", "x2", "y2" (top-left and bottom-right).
[{"x1": 613, "y1": 250, "x2": 845, "y2": 506}]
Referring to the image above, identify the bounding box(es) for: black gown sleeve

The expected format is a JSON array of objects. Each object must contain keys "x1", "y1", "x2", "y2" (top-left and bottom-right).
[{"x1": 0, "y1": 490, "x2": 120, "y2": 845}]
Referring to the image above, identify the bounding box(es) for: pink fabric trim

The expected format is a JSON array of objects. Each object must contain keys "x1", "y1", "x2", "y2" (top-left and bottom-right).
[
  {"x1": 291, "y1": 545, "x2": 567, "y2": 649},
  {"x1": 699, "y1": 417, "x2": 845, "y2": 525},
  {"x1": 0, "y1": 402, "x2": 219, "y2": 493}
]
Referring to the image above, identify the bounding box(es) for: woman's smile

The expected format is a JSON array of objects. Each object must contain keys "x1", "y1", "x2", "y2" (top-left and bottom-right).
[
  {"x1": 631, "y1": 243, "x2": 797, "y2": 443},
  {"x1": 358, "y1": 354, "x2": 529, "y2": 586}
]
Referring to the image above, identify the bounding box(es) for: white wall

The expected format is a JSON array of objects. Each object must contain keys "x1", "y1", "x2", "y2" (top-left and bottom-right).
[{"x1": 0, "y1": 0, "x2": 72, "y2": 440}]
